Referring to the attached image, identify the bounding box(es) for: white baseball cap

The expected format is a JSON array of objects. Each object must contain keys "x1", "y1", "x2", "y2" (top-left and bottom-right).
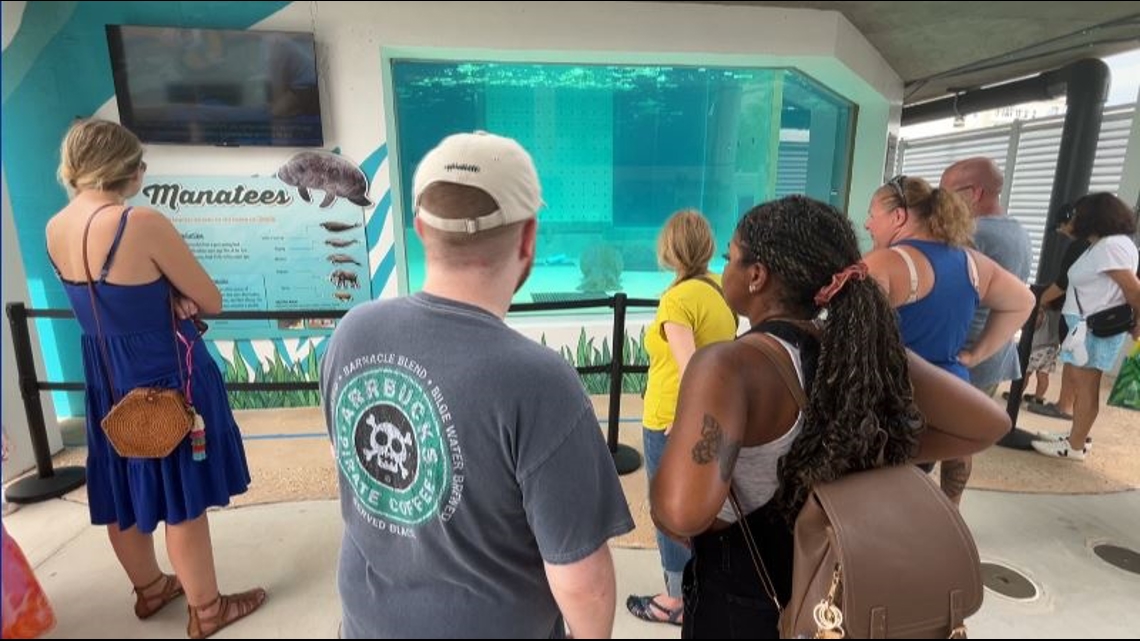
[{"x1": 413, "y1": 131, "x2": 543, "y2": 234}]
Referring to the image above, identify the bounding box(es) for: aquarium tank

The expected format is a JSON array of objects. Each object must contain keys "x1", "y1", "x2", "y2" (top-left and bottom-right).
[{"x1": 390, "y1": 60, "x2": 854, "y2": 304}]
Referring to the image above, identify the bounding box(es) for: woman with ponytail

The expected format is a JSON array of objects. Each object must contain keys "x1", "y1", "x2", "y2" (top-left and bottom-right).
[
  {"x1": 47, "y1": 120, "x2": 266, "y2": 638},
  {"x1": 863, "y1": 175, "x2": 1033, "y2": 504},
  {"x1": 650, "y1": 196, "x2": 1011, "y2": 638},
  {"x1": 627, "y1": 210, "x2": 737, "y2": 627}
]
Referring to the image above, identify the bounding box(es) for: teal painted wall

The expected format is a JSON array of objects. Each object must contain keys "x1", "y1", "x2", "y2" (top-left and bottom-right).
[{"x1": 2, "y1": 2, "x2": 291, "y2": 414}]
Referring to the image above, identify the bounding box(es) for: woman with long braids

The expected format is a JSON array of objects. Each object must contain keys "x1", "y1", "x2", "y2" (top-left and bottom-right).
[{"x1": 650, "y1": 196, "x2": 1010, "y2": 639}]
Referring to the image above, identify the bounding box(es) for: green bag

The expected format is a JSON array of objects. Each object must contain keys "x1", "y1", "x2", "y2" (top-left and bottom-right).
[{"x1": 1108, "y1": 340, "x2": 1140, "y2": 411}]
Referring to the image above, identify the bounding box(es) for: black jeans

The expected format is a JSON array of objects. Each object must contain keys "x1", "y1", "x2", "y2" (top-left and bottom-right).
[{"x1": 681, "y1": 516, "x2": 792, "y2": 639}]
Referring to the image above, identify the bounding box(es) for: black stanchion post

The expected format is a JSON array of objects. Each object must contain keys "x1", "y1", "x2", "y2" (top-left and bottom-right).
[
  {"x1": 999, "y1": 61, "x2": 1110, "y2": 447},
  {"x1": 4, "y1": 303, "x2": 86, "y2": 503},
  {"x1": 607, "y1": 294, "x2": 642, "y2": 475},
  {"x1": 995, "y1": 289, "x2": 1043, "y2": 450}
]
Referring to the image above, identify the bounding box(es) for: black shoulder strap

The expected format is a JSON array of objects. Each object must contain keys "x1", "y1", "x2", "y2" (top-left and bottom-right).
[
  {"x1": 691, "y1": 274, "x2": 738, "y2": 331},
  {"x1": 693, "y1": 274, "x2": 724, "y2": 297}
]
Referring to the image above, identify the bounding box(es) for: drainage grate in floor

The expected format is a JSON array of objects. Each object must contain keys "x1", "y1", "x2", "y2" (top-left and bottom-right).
[
  {"x1": 1093, "y1": 544, "x2": 1140, "y2": 576},
  {"x1": 980, "y1": 562, "x2": 1038, "y2": 600}
]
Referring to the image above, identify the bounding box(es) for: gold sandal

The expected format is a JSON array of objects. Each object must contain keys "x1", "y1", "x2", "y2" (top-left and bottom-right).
[
  {"x1": 186, "y1": 588, "x2": 267, "y2": 639},
  {"x1": 133, "y1": 573, "x2": 184, "y2": 620}
]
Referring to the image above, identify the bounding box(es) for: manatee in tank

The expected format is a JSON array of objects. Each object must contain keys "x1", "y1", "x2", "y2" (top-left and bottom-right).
[{"x1": 277, "y1": 150, "x2": 373, "y2": 208}]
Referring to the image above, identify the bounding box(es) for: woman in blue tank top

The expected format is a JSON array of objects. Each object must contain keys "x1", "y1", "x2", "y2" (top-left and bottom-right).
[{"x1": 863, "y1": 175, "x2": 1034, "y2": 504}]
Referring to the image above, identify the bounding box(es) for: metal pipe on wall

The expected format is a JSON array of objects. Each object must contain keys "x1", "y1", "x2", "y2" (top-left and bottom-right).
[{"x1": 902, "y1": 59, "x2": 1112, "y2": 450}]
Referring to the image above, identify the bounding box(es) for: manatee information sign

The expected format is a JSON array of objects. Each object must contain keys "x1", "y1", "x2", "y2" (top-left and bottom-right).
[{"x1": 132, "y1": 170, "x2": 371, "y2": 338}]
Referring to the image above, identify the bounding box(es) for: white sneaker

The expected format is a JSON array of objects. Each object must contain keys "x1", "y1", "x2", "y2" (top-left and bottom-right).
[
  {"x1": 1031, "y1": 438, "x2": 1087, "y2": 461},
  {"x1": 1033, "y1": 432, "x2": 1093, "y2": 451}
]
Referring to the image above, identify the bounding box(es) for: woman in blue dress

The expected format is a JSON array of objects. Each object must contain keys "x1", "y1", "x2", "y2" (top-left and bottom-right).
[{"x1": 47, "y1": 119, "x2": 265, "y2": 638}]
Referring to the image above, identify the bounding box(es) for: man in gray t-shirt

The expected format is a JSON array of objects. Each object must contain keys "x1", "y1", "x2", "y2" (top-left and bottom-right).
[
  {"x1": 965, "y1": 216, "x2": 1032, "y2": 387},
  {"x1": 942, "y1": 158, "x2": 1032, "y2": 392},
  {"x1": 939, "y1": 157, "x2": 1031, "y2": 506},
  {"x1": 321, "y1": 132, "x2": 633, "y2": 639}
]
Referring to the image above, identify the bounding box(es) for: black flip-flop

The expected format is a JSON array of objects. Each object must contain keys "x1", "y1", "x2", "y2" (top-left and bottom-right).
[
  {"x1": 1002, "y1": 392, "x2": 1045, "y2": 404},
  {"x1": 626, "y1": 595, "x2": 683, "y2": 626},
  {"x1": 1026, "y1": 401, "x2": 1073, "y2": 420}
]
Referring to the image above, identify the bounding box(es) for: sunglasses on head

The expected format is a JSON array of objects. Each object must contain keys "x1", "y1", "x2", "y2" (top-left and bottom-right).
[{"x1": 886, "y1": 174, "x2": 908, "y2": 210}]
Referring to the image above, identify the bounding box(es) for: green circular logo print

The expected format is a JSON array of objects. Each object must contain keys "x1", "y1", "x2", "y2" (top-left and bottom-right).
[{"x1": 336, "y1": 367, "x2": 449, "y2": 526}]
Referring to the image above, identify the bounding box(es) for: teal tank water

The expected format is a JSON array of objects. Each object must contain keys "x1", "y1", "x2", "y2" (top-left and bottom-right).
[{"x1": 391, "y1": 61, "x2": 853, "y2": 302}]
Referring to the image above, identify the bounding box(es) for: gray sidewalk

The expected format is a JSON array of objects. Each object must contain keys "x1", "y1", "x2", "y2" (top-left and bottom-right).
[{"x1": 5, "y1": 488, "x2": 1139, "y2": 638}]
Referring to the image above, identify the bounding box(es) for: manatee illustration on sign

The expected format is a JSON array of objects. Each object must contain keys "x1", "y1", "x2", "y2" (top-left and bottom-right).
[
  {"x1": 319, "y1": 221, "x2": 362, "y2": 233},
  {"x1": 277, "y1": 150, "x2": 372, "y2": 208}
]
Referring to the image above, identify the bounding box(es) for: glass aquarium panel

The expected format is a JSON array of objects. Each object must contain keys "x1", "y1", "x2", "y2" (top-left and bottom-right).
[{"x1": 391, "y1": 60, "x2": 854, "y2": 303}]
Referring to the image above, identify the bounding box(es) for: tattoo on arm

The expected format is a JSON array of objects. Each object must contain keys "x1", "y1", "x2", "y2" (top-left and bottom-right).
[
  {"x1": 940, "y1": 458, "x2": 972, "y2": 504},
  {"x1": 690, "y1": 415, "x2": 720, "y2": 465},
  {"x1": 691, "y1": 414, "x2": 742, "y2": 483}
]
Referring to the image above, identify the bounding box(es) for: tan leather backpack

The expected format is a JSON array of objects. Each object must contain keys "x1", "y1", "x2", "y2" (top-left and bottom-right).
[{"x1": 735, "y1": 335, "x2": 984, "y2": 638}]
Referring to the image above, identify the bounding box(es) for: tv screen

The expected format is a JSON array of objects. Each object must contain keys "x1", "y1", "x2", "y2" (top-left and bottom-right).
[{"x1": 106, "y1": 25, "x2": 324, "y2": 147}]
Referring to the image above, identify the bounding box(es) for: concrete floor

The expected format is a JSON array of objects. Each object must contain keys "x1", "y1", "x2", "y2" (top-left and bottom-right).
[
  {"x1": 8, "y1": 380, "x2": 1140, "y2": 639},
  {"x1": 4, "y1": 487, "x2": 1139, "y2": 639}
]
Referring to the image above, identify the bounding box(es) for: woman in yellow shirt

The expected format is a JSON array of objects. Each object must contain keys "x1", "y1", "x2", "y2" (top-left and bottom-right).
[{"x1": 627, "y1": 210, "x2": 738, "y2": 626}]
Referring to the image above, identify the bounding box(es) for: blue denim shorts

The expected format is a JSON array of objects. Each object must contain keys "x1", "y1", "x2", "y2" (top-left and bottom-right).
[{"x1": 1060, "y1": 314, "x2": 1129, "y2": 372}]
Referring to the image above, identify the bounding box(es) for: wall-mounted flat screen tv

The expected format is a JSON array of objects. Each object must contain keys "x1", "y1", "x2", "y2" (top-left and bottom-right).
[{"x1": 106, "y1": 25, "x2": 324, "y2": 147}]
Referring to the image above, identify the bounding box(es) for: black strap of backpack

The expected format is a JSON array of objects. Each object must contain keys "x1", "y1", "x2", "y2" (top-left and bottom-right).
[{"x1": 1072, "y1": 242, "x2": 1098, "y2": 318}]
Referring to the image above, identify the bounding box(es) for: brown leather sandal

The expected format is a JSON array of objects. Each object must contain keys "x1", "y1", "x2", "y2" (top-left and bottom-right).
[
  {"x1": 133, "y1": 573, "x2": 184, "y2": 620},
  {"x1": 186, "y1": 588, "x2": 267, "y2": 639}
]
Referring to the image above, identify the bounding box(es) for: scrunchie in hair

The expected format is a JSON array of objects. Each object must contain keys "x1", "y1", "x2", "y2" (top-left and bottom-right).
[{"x1": 814, "y1": 262, "x2": 869, "y2": 307}]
